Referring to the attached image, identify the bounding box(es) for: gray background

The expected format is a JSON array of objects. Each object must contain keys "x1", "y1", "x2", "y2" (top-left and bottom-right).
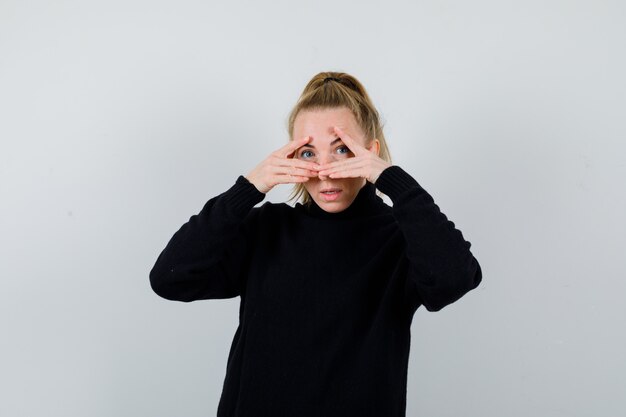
[{"x1": 1, "y1": 0, "x2": 625, "y2": 416}]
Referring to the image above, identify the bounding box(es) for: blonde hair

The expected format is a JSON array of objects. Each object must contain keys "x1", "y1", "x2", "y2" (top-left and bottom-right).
[{"x1": 286, "y1": 71, "x2": 392, "y2": 205}]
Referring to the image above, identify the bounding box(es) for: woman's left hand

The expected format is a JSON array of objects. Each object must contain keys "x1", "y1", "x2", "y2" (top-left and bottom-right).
[{"x1": 317, "y1": 126, "x2": 392, "y2": 184}]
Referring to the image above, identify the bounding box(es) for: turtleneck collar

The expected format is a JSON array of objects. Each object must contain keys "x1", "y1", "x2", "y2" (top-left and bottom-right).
[{"x1": 296, "y1": 181, "x2": 385, "y2": 220}]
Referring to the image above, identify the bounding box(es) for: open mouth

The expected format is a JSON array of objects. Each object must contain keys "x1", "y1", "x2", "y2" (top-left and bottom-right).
[{"x1": 320, "y1": 189, "x2": 342, "y2": 201}]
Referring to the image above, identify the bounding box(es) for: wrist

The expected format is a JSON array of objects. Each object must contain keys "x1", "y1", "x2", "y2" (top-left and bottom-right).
[
  {"x1": 371, "y1": 162, "x2": 392, "y2": 183},
  {"x1": 245, "y1": 175, "x2": 268, "y2": 194}
]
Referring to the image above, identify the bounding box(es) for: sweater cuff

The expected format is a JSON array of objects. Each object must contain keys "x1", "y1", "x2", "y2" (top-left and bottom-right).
[
  {"x1": 374, "y1": 165, "x2": 423, "y2": 203},
  {"x1": 220, "y1": 175, "x2": 266, "y2": 218}
]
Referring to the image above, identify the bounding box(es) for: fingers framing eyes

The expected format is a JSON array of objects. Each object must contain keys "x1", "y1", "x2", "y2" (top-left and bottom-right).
[
  {"x1": 248, "y1": 131, "x2": 386, "y2": 193},
  {"x1": 274, "y1": 131, "x2": 369, "y2": 176}
]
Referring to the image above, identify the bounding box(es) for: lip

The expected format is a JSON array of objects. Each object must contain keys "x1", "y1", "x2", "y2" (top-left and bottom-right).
[
  {"x1": 320, "y1": 187, "x2": 342, "y2": 193},
  {"x1": 320, "y1": 188, "x2": 342, "y2": 202}
]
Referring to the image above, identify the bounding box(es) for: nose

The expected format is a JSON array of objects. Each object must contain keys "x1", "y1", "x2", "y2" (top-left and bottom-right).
[{"x1": 316, "y1": 153, "x2": 335, "y2": 180}]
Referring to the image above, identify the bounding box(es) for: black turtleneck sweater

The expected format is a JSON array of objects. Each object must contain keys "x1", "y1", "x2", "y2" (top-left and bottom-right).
[{"x1": 149, "y1": 165, "x2": 482, "y2": 417}]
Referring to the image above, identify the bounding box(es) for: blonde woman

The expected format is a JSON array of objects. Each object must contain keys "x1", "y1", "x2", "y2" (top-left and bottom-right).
[{"x1": 150, "y1": 72, "x2": 482, "y2": 417}]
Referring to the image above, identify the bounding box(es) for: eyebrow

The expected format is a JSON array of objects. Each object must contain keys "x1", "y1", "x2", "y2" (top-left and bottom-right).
[{"x1": 300, "y1": 138, "x2": 343, "y2": 149}]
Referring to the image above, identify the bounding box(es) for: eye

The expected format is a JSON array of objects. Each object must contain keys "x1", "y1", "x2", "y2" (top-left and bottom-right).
[
  {"x1": 300, "y1": 149, "x2": 314, "y2": 159},
  {"x1": 336, "y1": 145, "x2": 350, "y2": 155}
]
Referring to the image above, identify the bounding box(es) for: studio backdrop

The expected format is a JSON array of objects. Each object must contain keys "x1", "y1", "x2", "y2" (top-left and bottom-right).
[{"x1": 1, "y1": 1, "x2": 624, "y2": 416}]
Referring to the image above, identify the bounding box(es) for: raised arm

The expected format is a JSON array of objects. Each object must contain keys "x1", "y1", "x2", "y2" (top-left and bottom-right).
[
  {"x1": 313, "y1": 127, "x2": 481, "y2": 312},
  {"x1": 150, "y1": 136, "x2": 320, "y2": 302},
  {"x1": 149, "y1": 176, "x2": 265, "y2": 302},
  {"x1": 375, "y1": 166, "x2": 482, "y2": 312}
]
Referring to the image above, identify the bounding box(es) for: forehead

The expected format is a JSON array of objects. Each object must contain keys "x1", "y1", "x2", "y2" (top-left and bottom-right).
[{"x1": 293, "y1": 107, "x2": 364, "y2": 142}]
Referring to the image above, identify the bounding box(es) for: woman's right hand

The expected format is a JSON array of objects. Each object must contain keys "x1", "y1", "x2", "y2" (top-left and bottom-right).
[{"x1": 245, "y1": 136, "x2": 320, "y2": 194}]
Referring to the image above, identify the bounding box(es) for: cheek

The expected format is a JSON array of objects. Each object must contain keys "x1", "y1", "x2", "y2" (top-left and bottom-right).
[
  {"x1": 344, "y1": 177, "x2": 365, "y2": 193},
  {"x1": 303, "y1": 177, "x2": 318, "y2": 193},
  {"x1": 343, "y1": 176, "x2": 361, "y2": 186}
]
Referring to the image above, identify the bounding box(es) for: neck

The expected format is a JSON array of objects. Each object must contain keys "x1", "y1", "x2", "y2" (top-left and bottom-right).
[{"x1": 298, "y1": 182, "x2": 384, "y2": 220}]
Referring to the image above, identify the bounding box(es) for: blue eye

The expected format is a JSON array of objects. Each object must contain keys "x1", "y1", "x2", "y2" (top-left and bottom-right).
[
  {"x1": 300, "y1": 150, "x2": 314, "y2": 158},
  {"x1": 336, "y1": 146, "x2": 350, "y2": 154}
]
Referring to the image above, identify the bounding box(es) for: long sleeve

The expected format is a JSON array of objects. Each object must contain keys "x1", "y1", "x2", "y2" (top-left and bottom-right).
[
  {"x1": 149, "y1": 175, "x2": 265, "y2": 302},
  {"x1": 375, "y1": 165, "x2": 482, "y2": 312}
]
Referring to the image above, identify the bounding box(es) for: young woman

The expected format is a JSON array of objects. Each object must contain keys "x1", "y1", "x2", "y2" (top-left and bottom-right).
[{"x1": 150, "y1": 72, "x2": 482, "y2": 417}]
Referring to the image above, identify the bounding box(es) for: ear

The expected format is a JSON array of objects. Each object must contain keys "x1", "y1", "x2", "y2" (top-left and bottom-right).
[{"x1": 368, "y1": 139, "x2": 381, "y2": 156}]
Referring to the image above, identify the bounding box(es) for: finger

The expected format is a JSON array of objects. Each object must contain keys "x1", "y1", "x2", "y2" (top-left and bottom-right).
[
  {"x1": 272, "y1": 174, "x2": 312, "y2": 185},
  {"x1": 275, "y1": 157, "x2": 321, "y2": 172},
  {"x1": 327, "y1": 167, "x2": 366, "y2": 179},
  {"x1": 274, "y1": 136, "x2": 309, "y2": 158},
  {"x1": 273, "y1": 165, "x2": 319, "y2": 178},
  {"x1": 320, "y1": 159, "x2": 368, "y2": 177},
  {"x1": 317, "y1": 157, "x2": 364, "y2": 173},
  {"x1": 277, "y1": 136, "x2": 310, "y2": 158},
  {"x1": 333, "y1": 126, "x2": 366, "y2": 156}
]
